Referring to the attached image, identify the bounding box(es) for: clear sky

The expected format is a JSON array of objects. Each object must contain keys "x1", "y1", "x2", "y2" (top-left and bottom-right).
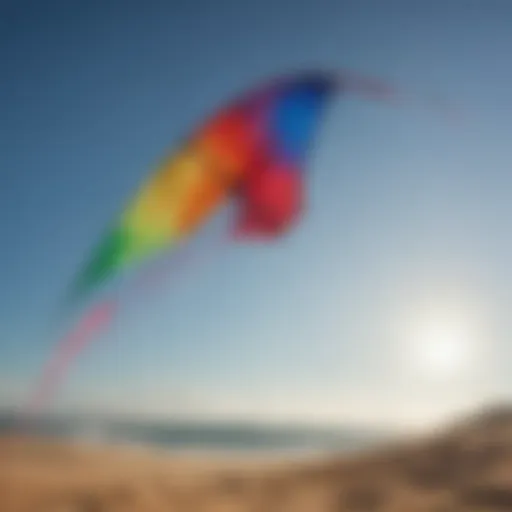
[{"x1": 2, "y1": 0, "x2": 512, "y2": 429}]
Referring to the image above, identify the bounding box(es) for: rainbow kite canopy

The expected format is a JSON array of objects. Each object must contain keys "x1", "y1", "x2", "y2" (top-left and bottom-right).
[{"x1": 69, "y1": 72, "x2": 340, "y2": 304}]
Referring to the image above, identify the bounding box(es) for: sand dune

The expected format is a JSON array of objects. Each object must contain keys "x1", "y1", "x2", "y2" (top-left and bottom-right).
[{"x1": 1, "y1": 406, "x2": 512, "y2": 511}]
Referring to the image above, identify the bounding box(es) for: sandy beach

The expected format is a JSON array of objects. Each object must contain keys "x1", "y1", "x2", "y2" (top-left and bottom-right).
[{"x1": 1, "y1": 407, "x2": 512, "y2": 511}]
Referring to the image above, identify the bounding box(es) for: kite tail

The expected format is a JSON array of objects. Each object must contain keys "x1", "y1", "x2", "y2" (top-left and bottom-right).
[
  {"x1": 21, "y1": 213, "x2": 269, "y2": 429},
  {"x1": 20, "y1": 232, "x2": 232, "y2": 429},
  {"x1": 20, "y1": 300, "x2": 117, "y2": 427}
]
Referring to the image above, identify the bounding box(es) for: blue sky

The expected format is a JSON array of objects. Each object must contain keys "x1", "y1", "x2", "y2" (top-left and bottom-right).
[{"x1": 2, "y1": 0, "x2": 512, "y2": 428}]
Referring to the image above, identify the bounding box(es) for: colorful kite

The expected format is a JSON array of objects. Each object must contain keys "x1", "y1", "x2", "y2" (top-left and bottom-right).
[
  {"x1": 24, "y1": 70, "x2": 412, "y2": 418},
  {"x1": 68, "y1": 70, "x2": 399, "y2": 306}
]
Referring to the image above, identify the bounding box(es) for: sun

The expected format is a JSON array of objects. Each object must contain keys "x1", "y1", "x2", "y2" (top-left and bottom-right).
[
  {"x1": 384, "y1": 287, "x2": 494, "y2": 426},
  {"x1": 393, "y1": 295, "x2": 487, "y2": 383},
  {"x1": 408, "y1": 317, "x2": 476, "y2": 378}
]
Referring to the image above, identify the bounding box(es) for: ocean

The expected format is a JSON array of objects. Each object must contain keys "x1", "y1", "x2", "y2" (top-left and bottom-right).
[{"x1": 0, "y1": 410, "x2": 392, "y2": 456}]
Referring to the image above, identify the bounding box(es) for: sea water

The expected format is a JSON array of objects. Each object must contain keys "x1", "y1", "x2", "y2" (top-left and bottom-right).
[{"x1": 0, "y1": 410, "x2": 391, "y2": 456}]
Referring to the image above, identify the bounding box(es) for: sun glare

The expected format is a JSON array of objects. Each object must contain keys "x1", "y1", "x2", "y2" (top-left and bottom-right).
[
  {"x1": 409, "y1": 317, "x2": 475, "y2": 378},
  {"x1": 392, "y1": 293, "x2": 488, "y2": 383}
]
